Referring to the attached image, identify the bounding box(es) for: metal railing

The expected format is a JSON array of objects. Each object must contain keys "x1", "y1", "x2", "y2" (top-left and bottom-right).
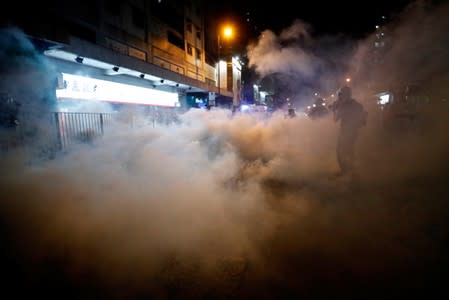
[
  {"x1": 53, "y1": 112, "x2": 115, "y2": 150},
  {"x1": 1, "y1": 109, "x2": 181, "y2": 155},
  {"x1": 1, "y1": 112, "x2": 115, "y2": 153}
]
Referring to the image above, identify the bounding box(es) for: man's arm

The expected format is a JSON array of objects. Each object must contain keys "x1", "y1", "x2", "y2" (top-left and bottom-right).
[{"x1": 329, "y1": 101, "x2": 340, "y2": 122}]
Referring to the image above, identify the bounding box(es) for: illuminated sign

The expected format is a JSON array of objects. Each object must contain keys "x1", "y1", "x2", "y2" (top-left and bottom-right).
[{"x1": 56, "y1": 73, "x2": 179, "y2": 107}]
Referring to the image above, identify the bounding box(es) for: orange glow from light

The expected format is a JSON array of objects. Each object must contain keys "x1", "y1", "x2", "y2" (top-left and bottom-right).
[{"x1": 222, "y1": 26, "x2": 234, "y2": 39}]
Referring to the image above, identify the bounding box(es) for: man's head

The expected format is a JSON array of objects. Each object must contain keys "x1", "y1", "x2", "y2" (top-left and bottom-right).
[{"x1": 337, "y1": 86, "x2": 352, "y2": 101}]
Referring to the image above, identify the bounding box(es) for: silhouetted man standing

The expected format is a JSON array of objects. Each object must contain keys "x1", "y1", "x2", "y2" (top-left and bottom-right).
[{"x1": 330, "y1": 86, "x2": 367, "y2": 176}]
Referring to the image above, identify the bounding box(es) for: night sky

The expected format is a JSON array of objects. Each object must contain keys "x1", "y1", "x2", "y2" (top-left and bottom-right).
[{"x1": 209, "y1": 0, "x2": 419, "y2": 45}]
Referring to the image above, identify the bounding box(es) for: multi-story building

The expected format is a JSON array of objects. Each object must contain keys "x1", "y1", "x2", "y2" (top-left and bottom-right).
[{"x1": 1, "y1": 0, "x2": 240, "y2": 112}]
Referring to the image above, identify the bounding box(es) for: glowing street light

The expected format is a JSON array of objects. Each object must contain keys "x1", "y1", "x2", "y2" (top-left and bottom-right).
[
  {"x1": 346, "y1": 77, "x2": 351, "y2": 83},
  {"x1": 223, "y1": 26, "x2": 233, "y2": 39},
  {"x1": 217, "y1": 24, "x2": 235, "y2": 97}
]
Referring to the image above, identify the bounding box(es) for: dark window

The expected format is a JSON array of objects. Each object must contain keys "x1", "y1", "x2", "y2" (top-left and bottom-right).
[
  {"x1": 186, "y1": 18, "x2": 192, "y2": 32},
  {"x1": 187, "y1": 44, "x2": 193, "y2": 55},
  {"x1": 150, "y1": 0, "x2": 184, "y2": 35},
  {"x1": 196, "y1": 48, "x2": 201, "y2": 60},
  {"x1": 167, "y1": 31, "x2": 185, "y2": 50},
  {"x1": 132, "y1": 6, "x2": 145, "y2": 29},
  {"x1": 66, "y1": 21, "x2": 96, "y2": 43},
  {"x1": 196, "y1": 30, "x2": 201, "y2": 40},
  {"x1": 205, "y1": 54, "x2": 215, "y2": 66},
  {"x1": 76, "y1": 0, "x2": 99, "y2": 25}
]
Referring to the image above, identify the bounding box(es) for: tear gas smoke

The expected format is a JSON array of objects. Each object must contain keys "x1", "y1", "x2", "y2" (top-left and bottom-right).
[
  {"x1": 0, "y1": 27, "x2": 58, "y2": 162},
  {"x1": 247, "y1": 19, "x2": 355, "y2": 107},
  {"x1": 1, "y1": 1, "x2": 449, "y2": 298}
]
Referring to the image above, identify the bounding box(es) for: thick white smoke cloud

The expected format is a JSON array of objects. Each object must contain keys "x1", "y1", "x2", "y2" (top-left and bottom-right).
[
  {"x1": 1, "y1": 109, "x2": 340, "y2": 296},
  {"x1": 1, "y1": 1, "x2": 449, "y2": 298},
  {"x1": 246, "y1": 32, "x2": 315, "y2": 106},
  {"x1": 247, "y1": 19, "x2": 355, "y2": 105},
  {"x1": 0, "y1": 27, "x2": 58, "y2": 162},
  {"x1": 0, "y1": 27, "x2": 56, "y2": 113},
  {"x1": 2, "y1": 105, "x2": 448, "y2": 298},
  {"x1": 247, "y1": 20, "x2": 319, "y2": 78}
]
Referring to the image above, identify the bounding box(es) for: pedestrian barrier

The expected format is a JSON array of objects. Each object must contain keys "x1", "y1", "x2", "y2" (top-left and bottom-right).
[
  {"x1": 0, "y1": 112, "x2": 116, "y2": 155},
  {"x1": 53, "y1": 112, "x2": 115, "y2": 150}
]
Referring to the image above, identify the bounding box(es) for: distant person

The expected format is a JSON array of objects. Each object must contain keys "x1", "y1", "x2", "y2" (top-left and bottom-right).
[
  {"x1": 287, "y1": 108, "x2": 296, "y2": 118},
  {"x1": 329, "y1": 86, "x2": 367, "y2": 176},
  {"x1": 308, "y1": 97, "x2": 329, "y2": 120}
]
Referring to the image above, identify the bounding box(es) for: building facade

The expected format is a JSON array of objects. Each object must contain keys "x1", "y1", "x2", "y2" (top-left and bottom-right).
[{"x1": 1, "y1": 0, "x2": 240, "y2": 111}]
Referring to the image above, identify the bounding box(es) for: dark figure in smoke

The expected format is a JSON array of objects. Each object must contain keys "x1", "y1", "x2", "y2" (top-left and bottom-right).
[
  {"x1": 329, "y1": 86, "x2": 367, "y2": 176},
  {"x1": 287, "y1": 108, "x2": 296, "y2": 118}
]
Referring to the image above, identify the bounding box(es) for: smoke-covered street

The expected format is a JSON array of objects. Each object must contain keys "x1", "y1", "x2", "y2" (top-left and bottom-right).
[
  {"x1": 1, "y1": 0, "x2": 449, "y2": 299},
  {"x1": 1, "y1": 106, "x2": 449, "y2": 298}
]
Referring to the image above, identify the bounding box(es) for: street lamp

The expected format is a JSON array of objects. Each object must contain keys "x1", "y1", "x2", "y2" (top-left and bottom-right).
[{"x1": 217, "y1": 24, "x2": 234, "y2": 98}]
